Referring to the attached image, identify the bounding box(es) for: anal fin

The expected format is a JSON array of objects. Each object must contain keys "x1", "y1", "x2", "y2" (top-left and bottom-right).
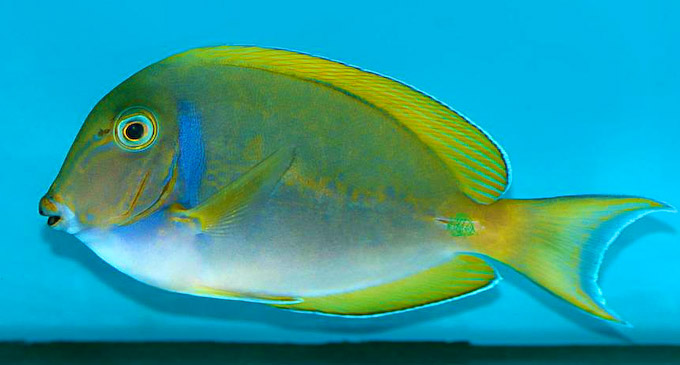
[
  {"x1": 274, "y1": 254, "x2": 497, "y2": 316},
  {"x1": 191, "y1": 285, "x2": 301, "y2": 305}
]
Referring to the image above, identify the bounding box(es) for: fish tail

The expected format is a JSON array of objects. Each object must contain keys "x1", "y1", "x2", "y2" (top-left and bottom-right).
[{"x1": 469, "y1": 195, "x2": 674, "y2": 323}]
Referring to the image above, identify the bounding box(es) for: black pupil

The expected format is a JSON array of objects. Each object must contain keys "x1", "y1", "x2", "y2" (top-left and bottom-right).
[{"x1": 124, "y1": 122, "x2": 145, "y2": 141}]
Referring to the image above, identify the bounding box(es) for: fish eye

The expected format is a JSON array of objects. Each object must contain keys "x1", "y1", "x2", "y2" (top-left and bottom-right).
[{"x1": 114, "y1": 108, "x2": 158, "y2": 151}]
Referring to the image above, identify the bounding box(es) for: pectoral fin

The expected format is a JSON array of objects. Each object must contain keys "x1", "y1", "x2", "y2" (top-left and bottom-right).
[
  {"x1": 274, "y1": 254, "x2": 498, "y2": 316},
  {"x1": 171, "y1": 147, "x2": 295, "y2": 236}
]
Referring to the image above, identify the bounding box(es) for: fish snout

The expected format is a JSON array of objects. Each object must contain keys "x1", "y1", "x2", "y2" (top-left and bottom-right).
[
  {"x1": 39, "y1": 195, "x2": 83, "y2": 234},
  {"x1": 39, "y1": 195, "x2": 62, "y2": 227}
]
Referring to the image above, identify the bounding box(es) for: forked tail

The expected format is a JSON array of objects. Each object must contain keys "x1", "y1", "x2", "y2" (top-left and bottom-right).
[{"x1": 473, "y1": 195, "x2": 674, "y2": 323}]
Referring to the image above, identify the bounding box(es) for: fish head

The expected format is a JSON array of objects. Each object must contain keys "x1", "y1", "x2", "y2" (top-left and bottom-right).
[{"x1": 40, "y1": 72, "x2": 180, "y2": 234}]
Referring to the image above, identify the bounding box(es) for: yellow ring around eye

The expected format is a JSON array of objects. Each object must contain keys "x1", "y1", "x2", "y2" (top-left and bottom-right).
[{"x1": 114, "y1": 107, "x2": 158, "y2": 151}]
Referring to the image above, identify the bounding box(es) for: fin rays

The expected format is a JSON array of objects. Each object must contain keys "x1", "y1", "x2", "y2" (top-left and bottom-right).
[
  {"x1": 170, "y1": 147, "x2": 296, "y2": 236},
  {"x1": 169, "y1": 46, "x2": 510, "y2": 204},
  {"x1": 479, "y1": 196, "x2": 674, "y2": 323},
  {"x1": 275, "y1": 254, "x2": 498, "y2": 317}
]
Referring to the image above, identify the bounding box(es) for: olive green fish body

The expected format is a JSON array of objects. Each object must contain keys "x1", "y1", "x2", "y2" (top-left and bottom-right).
[
  {"x1": 40, "y1": 46, "x2": 674, "y2": 321},
  {"x1": 82, "y1": 55, "x2": 475, "y2": 296}
]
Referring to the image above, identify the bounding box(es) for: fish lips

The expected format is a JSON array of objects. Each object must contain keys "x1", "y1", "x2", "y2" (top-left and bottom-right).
[{"x1": 39, "y1": 195, "x2": 83, "y2": 234}]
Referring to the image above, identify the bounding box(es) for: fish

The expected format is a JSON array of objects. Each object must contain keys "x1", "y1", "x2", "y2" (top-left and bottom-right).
[{"x1": 39, "y1": 46, "x2": 674, "y2": 323}]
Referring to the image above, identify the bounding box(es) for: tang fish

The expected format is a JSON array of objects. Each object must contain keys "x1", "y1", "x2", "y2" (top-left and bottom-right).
[{"x1": 39, "y1": 46, "x2": 674, "y2": 322}]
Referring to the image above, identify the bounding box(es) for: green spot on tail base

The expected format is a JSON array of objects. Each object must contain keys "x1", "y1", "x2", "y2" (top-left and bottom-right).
[{"x1": 446, "y1": 213, "x2": 476, "y2": 237}]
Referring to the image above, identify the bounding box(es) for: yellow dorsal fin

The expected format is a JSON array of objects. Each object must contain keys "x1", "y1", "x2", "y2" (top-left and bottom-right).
[
  {"x1": 273, "y1": 254, "x2": 497, "y2": 316},
  {"x1": 170, "y1": 46, "x2": 510, "y2": 204}
]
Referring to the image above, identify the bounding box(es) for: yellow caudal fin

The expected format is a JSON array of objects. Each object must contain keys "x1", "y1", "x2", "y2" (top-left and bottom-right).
[
  {"x1": 477, "y1": 196, "x2": 675, "y2": 323},
  {"x1": 274, "y1": 254, "x2": 497, "y2": 316}
]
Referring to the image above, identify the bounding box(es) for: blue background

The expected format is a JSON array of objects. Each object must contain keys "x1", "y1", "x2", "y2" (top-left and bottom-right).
[{"x1": 2, "y1": 1, "x2": 678, "y2": 345}]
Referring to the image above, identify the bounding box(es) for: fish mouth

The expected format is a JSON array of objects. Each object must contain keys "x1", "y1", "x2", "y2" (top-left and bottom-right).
[
  {"x1": 47, "y1": 215, "x2": 61, "y2": 226},
  {"x1": 39, "y1": 196, "x2": 61, "y2": 226},
  {"x1": 39, "y1": 196, "x2": 84, "y2": 234}
]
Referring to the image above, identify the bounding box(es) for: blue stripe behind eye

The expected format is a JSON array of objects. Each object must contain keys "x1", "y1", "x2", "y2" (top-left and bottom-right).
[{"x1": 178, "y1": 101, "x2": 206, "y2": 208}]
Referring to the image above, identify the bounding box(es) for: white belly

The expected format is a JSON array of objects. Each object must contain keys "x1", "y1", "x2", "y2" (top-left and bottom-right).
[{"x1": 76, "y1": 202, "x2": 457, "y2": 298}]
